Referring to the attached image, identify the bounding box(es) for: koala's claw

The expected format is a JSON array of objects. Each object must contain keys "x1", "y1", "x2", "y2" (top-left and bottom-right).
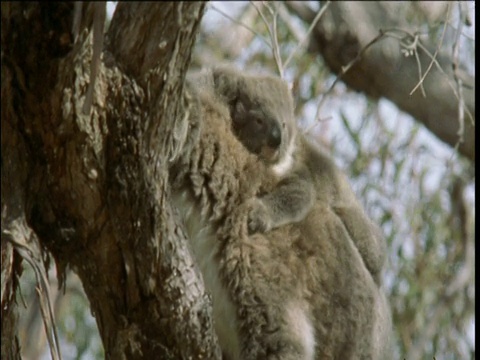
[
  {"x1": 248, "y1": 216, "x2": 266, "y2": 234},
  {"x1": 247, "y1": 200, "x2": 271, "y2": 234}
]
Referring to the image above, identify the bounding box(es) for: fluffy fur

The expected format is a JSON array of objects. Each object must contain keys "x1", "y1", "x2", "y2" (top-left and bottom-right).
[{"x1": 169, "y1": 67, "x2": 392, "y2": 359}]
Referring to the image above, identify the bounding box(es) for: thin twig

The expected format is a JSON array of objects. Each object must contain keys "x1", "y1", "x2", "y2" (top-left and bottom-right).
[
  {"x1": 210, "y1": 4, "x2": 271, "y2": 49},
  {"x1": 446, "y1": 21, "x2": 475, "y2": 41},
  {"x1": 416, "y1": 41, "x2": 474, "y2": 125},
  {"x1": 82, "y1": 2, "x2": 107, "y2": 115},
  {"x1": 271, "y1": 6, "x2": 284, "y2": 77},
  {"x1": 4, "y1": 222, "x2": 63, "y2": 360},
  {"x1": 314, "y1": 30, "x2": 388, "y2": 122},
  {"x1": 401, "y1": 34, "x2": 427, "y2": 98},
  {"x1": 382, "y1": 28, "x2": 474, "y2": 126},
  {"x1": 251, "y1": 3, "x2": 274, "y2": 46},
  {"x1": 409, "y1": 3, "x2": 451, "y2": 96},
  {"x1": 451, "y1": 1, "x2": 466, "y2": 143},
  {"x1": 276, "y1": 3, "x2": 304, "y2": 43},
  {"x1": 251, "y1": 1, "x2": 283, "y2": 76},
  {"x1": 284, "y1": 1, "x2": 331, "y2": 68}
]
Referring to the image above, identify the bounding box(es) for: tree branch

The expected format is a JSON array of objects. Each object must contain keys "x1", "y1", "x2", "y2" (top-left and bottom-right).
[{"x1": 287, "y1": 1, "x2": 475, "y2": 161}]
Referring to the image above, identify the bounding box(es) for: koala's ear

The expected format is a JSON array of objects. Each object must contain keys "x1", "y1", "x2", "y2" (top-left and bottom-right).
[
  {"x1": 232, "y1": 98, "x2": 248, "y2": 126},
  {"x1": 212, "y1": 67, "x2": 241, "y2": 102}
]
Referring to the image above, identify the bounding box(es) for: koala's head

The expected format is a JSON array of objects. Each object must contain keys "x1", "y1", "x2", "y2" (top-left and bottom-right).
[{"x1": 212, "y1": 67, "x2": 297, "y2": 165}]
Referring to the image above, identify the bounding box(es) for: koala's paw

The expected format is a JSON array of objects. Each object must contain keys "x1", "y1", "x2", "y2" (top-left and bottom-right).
[{"x1": 247, "y1": 199, "x2": 272, "y2": 234}]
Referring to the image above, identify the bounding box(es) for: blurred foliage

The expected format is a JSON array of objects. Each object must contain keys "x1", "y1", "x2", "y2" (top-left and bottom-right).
[
  {"x1": 17, "y1": 1, "x2": 474, "y2": 359},
  {"x1": 332, "y1": 99, "x2": 474, "y2": 360}
]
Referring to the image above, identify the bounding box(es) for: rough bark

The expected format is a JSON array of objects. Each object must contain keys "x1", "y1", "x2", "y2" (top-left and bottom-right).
[
  {"x1": 2, "y1": 2, "x2": 221, "y2": 359},
  {"x1": 1, "y1": 240, "x2": 22, "y2": 360},
  {"x1": 287, "y1": 1, "x2": 475, "y2": 161},
  {"x1": 2, "y1": 4, "x2": 40, "y2": 357}
]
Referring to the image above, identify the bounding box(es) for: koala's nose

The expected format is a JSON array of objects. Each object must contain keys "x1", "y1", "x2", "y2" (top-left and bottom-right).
[{"x1": 268, "y1": 124, "x2": 281, "y2": 148}]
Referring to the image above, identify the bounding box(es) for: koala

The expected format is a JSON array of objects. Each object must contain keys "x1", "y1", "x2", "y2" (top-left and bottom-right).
[
  {"x1": 202, "y1": 67, "x2": 387, "y2": 284},
  {"x1": 171, "y1": 67, "x2": 392, "y2": 359}
]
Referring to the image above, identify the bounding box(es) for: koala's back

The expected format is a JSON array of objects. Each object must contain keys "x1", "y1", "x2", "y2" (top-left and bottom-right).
[
  {"x1": 250, "y1": 137, "x2": 391, "y2": 358},
  {"x1": 266, "y1": 137, "x2": 392, "y2": 358},
  {"x1": 291, "y1": 206, "x2": 390, "y2": 359},
  {"x1": 285, "y1": 137, "x2": 387, "y2": 283}
]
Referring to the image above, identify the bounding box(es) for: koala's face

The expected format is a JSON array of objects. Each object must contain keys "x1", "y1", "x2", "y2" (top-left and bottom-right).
[
  {"x1": 231, "y1": 93, "x2": 282, "y2": 162},
  {"x1": 211, "y1": 68, "x2": 296, "y2": 165},
  {"x1": 231, "y1": 76, "x2": 296, "y2": 165}
]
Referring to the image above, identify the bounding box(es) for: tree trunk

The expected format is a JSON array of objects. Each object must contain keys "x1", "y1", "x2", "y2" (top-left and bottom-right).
[{"x1": 2, "y1": 2, "x2": 221, "y2": 358}]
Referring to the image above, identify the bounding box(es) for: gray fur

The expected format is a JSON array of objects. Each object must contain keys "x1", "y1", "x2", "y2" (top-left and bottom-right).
[{"x1": 170, "y1": 67, "x2": 392, "y2": 359}]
